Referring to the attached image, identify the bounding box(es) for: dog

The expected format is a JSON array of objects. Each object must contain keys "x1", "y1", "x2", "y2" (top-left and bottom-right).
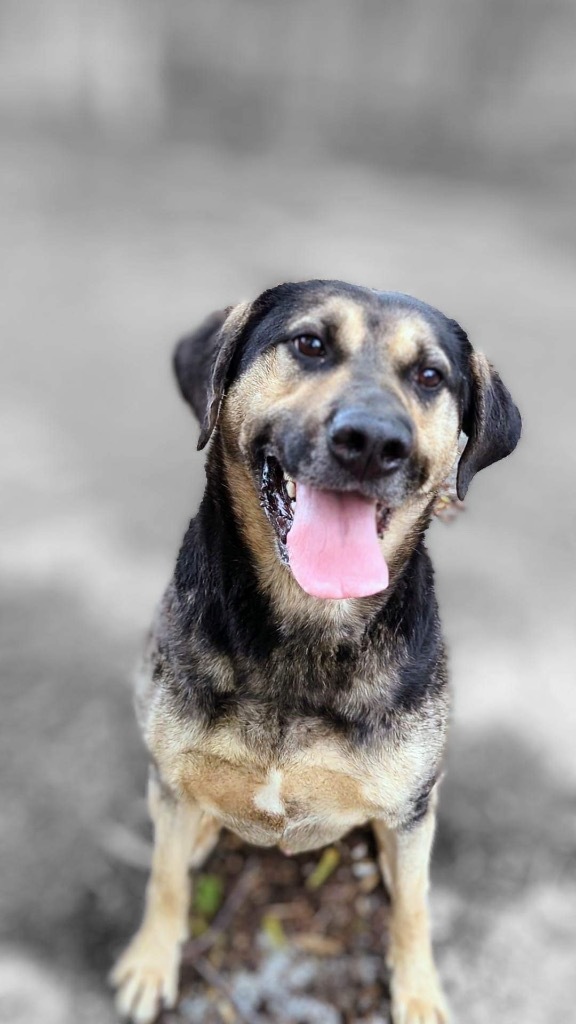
[{"x1": 110, "y1": 280, "x2": 521, "y2": 1023}]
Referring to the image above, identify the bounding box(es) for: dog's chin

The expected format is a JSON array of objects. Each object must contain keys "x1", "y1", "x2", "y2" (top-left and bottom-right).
[{"x1": 259, "y1": 455, "x2": 392, "y2": 601}]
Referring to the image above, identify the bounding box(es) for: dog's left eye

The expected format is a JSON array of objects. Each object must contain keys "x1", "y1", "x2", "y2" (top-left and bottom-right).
[
  {"x1": 291, "y1": 335, "x2": 327, "y2": 359},
  {"x1": 416, "y1": 367, "x2": 444, "y2": 389}
]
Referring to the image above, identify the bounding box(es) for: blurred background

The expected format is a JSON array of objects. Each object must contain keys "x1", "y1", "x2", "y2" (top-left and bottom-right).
[{"x1": 1, "y1": 2, "x2": 575, "y2": 1022}]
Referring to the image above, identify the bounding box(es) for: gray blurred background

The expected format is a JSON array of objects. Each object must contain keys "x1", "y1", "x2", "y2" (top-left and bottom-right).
[{"x1": 1, "y1": 2, "x2": 575, "y2": 1022}]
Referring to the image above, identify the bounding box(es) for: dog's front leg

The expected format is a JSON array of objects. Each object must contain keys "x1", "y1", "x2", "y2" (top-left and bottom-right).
[
  {"x1": 373, "y1": 799, "x2": 449, "y2": 1024},
  {"x1": 110, "y1": 773, "x2": 220, "y2": 1024}
]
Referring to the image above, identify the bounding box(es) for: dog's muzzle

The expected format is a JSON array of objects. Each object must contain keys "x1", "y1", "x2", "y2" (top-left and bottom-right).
[{"x1": 257, "y1": 395, "x2": 417, "y2": 601}]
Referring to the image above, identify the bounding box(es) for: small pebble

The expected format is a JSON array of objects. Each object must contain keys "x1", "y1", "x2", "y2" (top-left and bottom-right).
[
  {"x1": 274, "y1": 994, "x2": 340, "y2": 1024},
  {"x1": 352, "y1": 861, "x2": 377, "y2": 879},
  {"x1": 355, "y1": 894, "x2": 374, "y2": 917}
]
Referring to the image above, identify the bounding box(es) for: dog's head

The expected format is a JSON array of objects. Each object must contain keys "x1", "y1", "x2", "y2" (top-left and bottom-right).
[{"x1": 175, "y1": 281, "x2": 521, "y2": 600}]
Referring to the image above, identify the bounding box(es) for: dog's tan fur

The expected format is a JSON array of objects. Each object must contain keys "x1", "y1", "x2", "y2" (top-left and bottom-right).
[{"x1": 111, "y1": 283, "x2": 521, "y2": 1024}]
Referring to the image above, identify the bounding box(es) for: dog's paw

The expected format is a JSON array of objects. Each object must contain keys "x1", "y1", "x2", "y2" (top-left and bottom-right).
[
  {"x1": 109, "y1": 930, "x2": 181, "y2": 1024},
  {"x1": 391, "y1": 978, "x2": 450, "y2": 1024}
]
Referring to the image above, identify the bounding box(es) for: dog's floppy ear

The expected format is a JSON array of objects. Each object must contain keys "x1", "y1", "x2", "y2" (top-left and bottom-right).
[
  {"x1": 457, "y1": 350, "x2": 522, "y2": 500},
  {"x1": 173, "y1": 302, "x2": 251, "y2": 450},
  {"x1": 173, "y1": 309, "x2": 230, "y2": 424}
]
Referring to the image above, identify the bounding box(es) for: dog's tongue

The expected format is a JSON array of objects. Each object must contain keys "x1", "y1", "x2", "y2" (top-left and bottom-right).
[{"x1": 286, "y1": 484, "x2": 389, "y2": 599}]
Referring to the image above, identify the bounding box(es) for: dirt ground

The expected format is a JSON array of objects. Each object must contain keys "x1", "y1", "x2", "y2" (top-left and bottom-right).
[{"x1": 1, "y1": 130, "x2": 574, "y2": 1023}]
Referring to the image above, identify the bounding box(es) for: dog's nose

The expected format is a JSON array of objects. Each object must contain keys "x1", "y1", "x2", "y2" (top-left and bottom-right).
[{"x1": 328, "y1": 408, "x2": 413, "y2": 480}]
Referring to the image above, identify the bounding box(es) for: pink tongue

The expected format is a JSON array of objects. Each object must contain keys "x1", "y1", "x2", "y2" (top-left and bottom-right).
[{"x1": 286, "y1": 484, "x2": 389, "y2": 600}]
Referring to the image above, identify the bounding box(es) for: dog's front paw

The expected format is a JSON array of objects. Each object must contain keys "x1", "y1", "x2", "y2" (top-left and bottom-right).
[
  {"x1": 109, "y1": 929, "x2": 181, "y2": 1023},
  {"x1": 391, "y1": 976, "x2": 450, "y2": 1024}
]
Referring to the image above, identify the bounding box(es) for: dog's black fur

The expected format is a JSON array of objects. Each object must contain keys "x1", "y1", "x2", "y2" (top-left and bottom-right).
[{"x1": 113, "y1": 280, "x2": 521, "y2": 1024}]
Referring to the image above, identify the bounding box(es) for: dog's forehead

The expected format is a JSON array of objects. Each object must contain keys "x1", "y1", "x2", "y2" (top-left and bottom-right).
[
  {"x1": 256, "y1": 286, "x2": 448, "y2": 356},
  {"x1": 290, "y1": 296, "x2": 442, "y2": 358}
]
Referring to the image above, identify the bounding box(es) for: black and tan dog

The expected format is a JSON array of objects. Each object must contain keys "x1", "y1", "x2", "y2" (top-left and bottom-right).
[{"x1": 111, "y1": 280, "x2": 521, "y2": 1023}]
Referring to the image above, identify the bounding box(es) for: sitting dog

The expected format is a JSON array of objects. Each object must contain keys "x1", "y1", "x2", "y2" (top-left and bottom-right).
[{"x1": 111, "y1": 280, "x2": 521, "y2": 1023}]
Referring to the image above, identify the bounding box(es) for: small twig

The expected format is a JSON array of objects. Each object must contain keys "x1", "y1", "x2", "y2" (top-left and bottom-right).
[
  {"x1": 182, "y1": 856, "x2": 260, "y2": 960},
  {"x1": 192, "y1": 955, "x2": 261, "y2": 1024},
  {"x1": 180, "y1": 858, "x2": 261, "y2": 1022}
]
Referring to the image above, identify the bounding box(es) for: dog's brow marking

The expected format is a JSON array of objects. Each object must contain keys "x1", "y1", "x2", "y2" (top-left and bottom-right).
[
  {"x1": 253, "y1": 768, "x2": 285, "y2": 816},
  {"x1": 336, "y1": 299, "x2": 367, "y2": 353},
  {"x1": 388, "y1": 314, "x2": 434, "y2": 362},
  {"x1": 293, "y1": 297, "x2": 367, "y2": 354}
]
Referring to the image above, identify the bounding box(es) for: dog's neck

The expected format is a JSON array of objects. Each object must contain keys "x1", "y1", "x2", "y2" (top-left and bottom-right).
[{"x1": 171, "y1": 437, "x2": 443, "y2": 734}]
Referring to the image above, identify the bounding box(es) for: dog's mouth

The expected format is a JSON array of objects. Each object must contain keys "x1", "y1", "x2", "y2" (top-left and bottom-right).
[{"x1": 259, "y1": 456, "x2": 390, "y2": 600}]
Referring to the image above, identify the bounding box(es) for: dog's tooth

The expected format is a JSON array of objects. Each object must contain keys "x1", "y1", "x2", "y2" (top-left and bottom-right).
[{"x1": 286, "y1": 480, "x2": 296, "y2": 500}]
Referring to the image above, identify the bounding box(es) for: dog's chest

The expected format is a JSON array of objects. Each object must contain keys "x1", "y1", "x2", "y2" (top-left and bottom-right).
[{"x1": 149, "y1": 710, "x2": 431, "y2": 852}]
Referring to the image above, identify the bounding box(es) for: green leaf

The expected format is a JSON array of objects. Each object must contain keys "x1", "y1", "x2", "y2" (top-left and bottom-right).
[
  {"x1": 261, "y1": 913, "x2": 287, "y2": 948},
  {"x1": 306, "y1": 847, "x2": 340, "y2": 890},
  {"x1": 193, "y1": 873, "x2": 224, "y2": 920}
]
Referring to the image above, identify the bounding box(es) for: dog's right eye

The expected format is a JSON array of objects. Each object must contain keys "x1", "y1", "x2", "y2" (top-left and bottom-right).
[{"x1": 291, "y1": 335, "x2": 327, "y2": 359}]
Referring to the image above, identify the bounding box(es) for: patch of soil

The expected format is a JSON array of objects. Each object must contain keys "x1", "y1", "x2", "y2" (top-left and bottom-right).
[{"x1": 173, "y1": 828, "x2": 392, "y2": 1024}]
